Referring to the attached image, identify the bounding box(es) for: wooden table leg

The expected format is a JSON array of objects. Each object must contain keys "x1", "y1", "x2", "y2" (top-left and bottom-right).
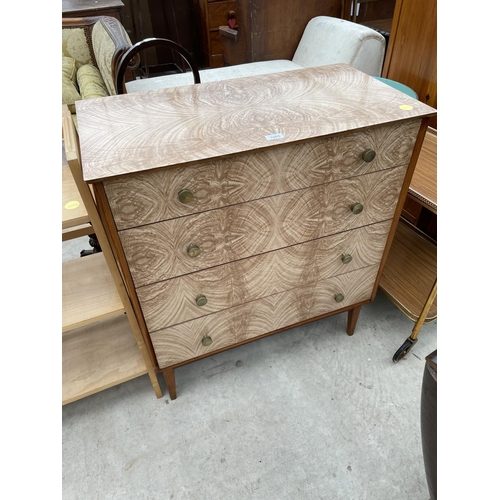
[
  {"x1": 347, "y1": 306, "x2": 362, "y2": 336},
  {"x1": 163, "y1": 367, "x2": 177, "y2": 400}
]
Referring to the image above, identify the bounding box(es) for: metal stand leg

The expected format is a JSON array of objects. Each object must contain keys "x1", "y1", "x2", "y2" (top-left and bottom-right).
[{"x1": 393, "y1": 279, "x2": 437, "y2": 363}]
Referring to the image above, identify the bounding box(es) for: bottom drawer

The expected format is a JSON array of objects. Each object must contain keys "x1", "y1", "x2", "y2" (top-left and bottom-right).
[{"x1": 150, "y1": 265, "x2": 378, "y2": 368}]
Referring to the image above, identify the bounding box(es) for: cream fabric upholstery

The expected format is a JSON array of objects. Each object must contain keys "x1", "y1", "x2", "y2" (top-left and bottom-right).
[
  {"x1": 126, "y1": 16, "x2": 385, "y2": 94},
  {"x1": 62, "y1": 56, "x2": 81, "y2": 113},
  {"x1": 62, "y1": 28, "x2": 92, "y2": 68},
  {"x1": 92, "y1": 20, "x2": 131, "y2": 95},
  {"x1": 292, "y1": 17, "x2": 385, "y2": 77},
  {"x1": 77, "y1": 64, "x2": 110, "y2": 100}
]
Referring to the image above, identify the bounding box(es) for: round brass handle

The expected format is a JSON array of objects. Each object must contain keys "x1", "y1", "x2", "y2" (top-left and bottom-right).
[
  {"x1": 178, "y1": 189, "x2": 194, "y2": 204},
  {"x1": 196, "y1": 294, "x2": 208, "y2": 307},
  {"x1": 351, "y1": 203, "x2": 364, "y2": 214},
  {"x1": 334, "y1": 293, "x2": 345, "y2": 303},
  {"x1": 362, "y1": 149, "x2": 376, "y2": 162},
  {"x1": 341, "y1": 253, "x2": 352, "y2": 264},
  {"x1": 187, "y1": 244, "x2": 201, "y2": 258},
  {"x1": 202, "y1": 334, "x2": 212, "y2": 346}
]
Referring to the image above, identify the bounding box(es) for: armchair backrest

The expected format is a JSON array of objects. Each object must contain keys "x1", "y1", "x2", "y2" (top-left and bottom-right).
[
  {"x1": 292, "y1": 17, "x2": 386, "y2": 77},
  {"x1": 91, "y1": 17, "x2": 132, "y2": 95}
]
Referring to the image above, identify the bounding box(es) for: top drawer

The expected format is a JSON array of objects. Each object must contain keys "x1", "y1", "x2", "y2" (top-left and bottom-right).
[{"x1": 103, "y1": 120, "x2": 420, "y2": 230}]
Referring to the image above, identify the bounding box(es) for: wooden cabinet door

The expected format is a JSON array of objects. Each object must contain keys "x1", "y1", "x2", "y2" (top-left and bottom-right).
[{"x1": 382, "y1": 0, "x2": 437, "y2": 127}]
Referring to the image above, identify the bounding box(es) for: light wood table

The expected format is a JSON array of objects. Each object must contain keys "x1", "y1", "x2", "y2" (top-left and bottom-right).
[
  {"x1": 62, "y1": 107, "x2": 162, "y2": 404},
  {"x1": 62, "y1": 140, "x2": 94, "y2": 241},
  {"x1": 379, "y1": 127, "x2": 437, "y2": 361}
]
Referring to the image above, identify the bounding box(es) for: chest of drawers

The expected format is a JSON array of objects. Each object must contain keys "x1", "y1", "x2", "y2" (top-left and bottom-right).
[{"x1": 76, "y1": 64, "x2": 436, "y2": 399}]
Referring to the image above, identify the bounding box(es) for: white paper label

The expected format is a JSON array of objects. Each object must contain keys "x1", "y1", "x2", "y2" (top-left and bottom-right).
[{"x1": 265, "y1": 133, "x2": 285, "y2": 141}]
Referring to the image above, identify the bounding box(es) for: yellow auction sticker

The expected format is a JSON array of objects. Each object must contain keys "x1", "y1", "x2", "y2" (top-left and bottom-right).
[
  {"x1": 65, "y1": 201, "x2": 80, "y2": 210},
  {"x1": 399, "y1": 104, "x2": 413, "y2": 110}
]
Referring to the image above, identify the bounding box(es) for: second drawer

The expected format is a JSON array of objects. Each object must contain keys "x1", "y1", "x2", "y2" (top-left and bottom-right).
[{"x1": 119, "y1": 166, "x2": 406, "y2": 287}]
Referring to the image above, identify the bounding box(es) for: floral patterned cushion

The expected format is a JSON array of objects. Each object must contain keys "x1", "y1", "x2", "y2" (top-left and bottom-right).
[
  {"x1": 62, "y1": 56, "x2": 77, "y2": 82},
  {"x1": 62, "y1": 28, "x2": 92, "y2": 68},
  {"x1": 77, "y1": 64, "x2": 110, "y2": 100},
  {"x1": 62, "y1": 55, "x2": 81, "y2": 113}
]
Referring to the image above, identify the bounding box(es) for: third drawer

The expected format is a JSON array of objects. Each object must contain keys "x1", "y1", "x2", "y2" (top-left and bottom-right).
[{"x1": 138, "y1": 220, "x2": 392, "y2": 331}]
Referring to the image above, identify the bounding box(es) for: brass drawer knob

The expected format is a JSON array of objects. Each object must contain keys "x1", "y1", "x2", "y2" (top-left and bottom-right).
[
  {"x1": 178, "y1": 189, "x2": 194, "y2": 204},
  {"x1": 196, "y1": 294, "x2": 208, "y2": 307},
  {"x1": 341, "y1": 253, "x2": 352, "y2": 264},
  {"x1": 351, "y1": 203, "x2": 364, "y2": 214},
  {"x1": 187, "y1": 244, "x2": 201, "y2": 258},
  {"x1": 362, "y1": 149, "x2": 376, "y2": 162},
  {"x1": 202, "y1": 334, "x2": 212, "y2": 346},
  {"x1": 334, "y1": 293, "x2": 345, "y2": 303}
]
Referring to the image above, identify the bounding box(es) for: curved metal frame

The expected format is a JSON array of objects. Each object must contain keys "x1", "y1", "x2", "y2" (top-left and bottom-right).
[{"x1": 114, "y1": 37, "x2": 201, "y2": 95}]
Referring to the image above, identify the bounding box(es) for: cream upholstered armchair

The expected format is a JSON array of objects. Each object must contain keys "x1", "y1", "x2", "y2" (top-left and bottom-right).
[
  {"x1": 62, "y1": 16, "x2": 134, "y2": 124},
  {"x1": 122, "y1": 16, "x2": 386, "y2": 94}
]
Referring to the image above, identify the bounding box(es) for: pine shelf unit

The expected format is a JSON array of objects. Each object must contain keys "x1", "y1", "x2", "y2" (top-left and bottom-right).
[{"x1": 62, "y1": 106, "x2": 162, "y2": 405}]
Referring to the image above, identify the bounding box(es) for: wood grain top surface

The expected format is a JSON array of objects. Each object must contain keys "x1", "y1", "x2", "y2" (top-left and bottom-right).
[{"x1": 76, "y1": 64, "x2": 436, "y2": 183}]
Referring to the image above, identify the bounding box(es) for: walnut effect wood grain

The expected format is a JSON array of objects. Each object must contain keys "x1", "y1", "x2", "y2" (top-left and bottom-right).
[
  {"x1": 151, "y1": 265, "x2": 378, "y2": 367},
  {"x1": 104, "y1": 120, "x2": 420, "y2": 229},
  {"x1": 138, "y1": 220, "x2": 392, "y2": 331},
  {"x1": 76, "y1": 64, "x2": 436, "y2": 183},
  {"x1": 119, "y1": 167, "x2": 406, "y2": 287}
]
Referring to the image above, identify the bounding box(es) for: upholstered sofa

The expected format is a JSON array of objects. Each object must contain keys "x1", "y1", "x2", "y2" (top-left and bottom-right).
[
  {"x1": 124, "y1": 17, "x2": 386, "y2": 94},
  {"x1": 62, "y1": 16, "x2": 133, "y2": 125}
]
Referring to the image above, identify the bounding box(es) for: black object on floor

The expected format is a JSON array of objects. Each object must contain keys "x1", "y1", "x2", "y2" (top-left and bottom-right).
[{"x1": 421, "y1": 349, "x2": 437, "y2": 500}]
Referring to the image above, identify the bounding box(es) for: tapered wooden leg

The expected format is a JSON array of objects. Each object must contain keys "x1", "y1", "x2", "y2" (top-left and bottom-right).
[
  {"x1": 163, "y1": 367, "x2": 177, "y2": 400},
  {"x1": 149, "y1": 372, "x2": 163, "y2": 398},
  {"x1": 347, "y1": 306, "x2": 362, "y2": 336}
]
